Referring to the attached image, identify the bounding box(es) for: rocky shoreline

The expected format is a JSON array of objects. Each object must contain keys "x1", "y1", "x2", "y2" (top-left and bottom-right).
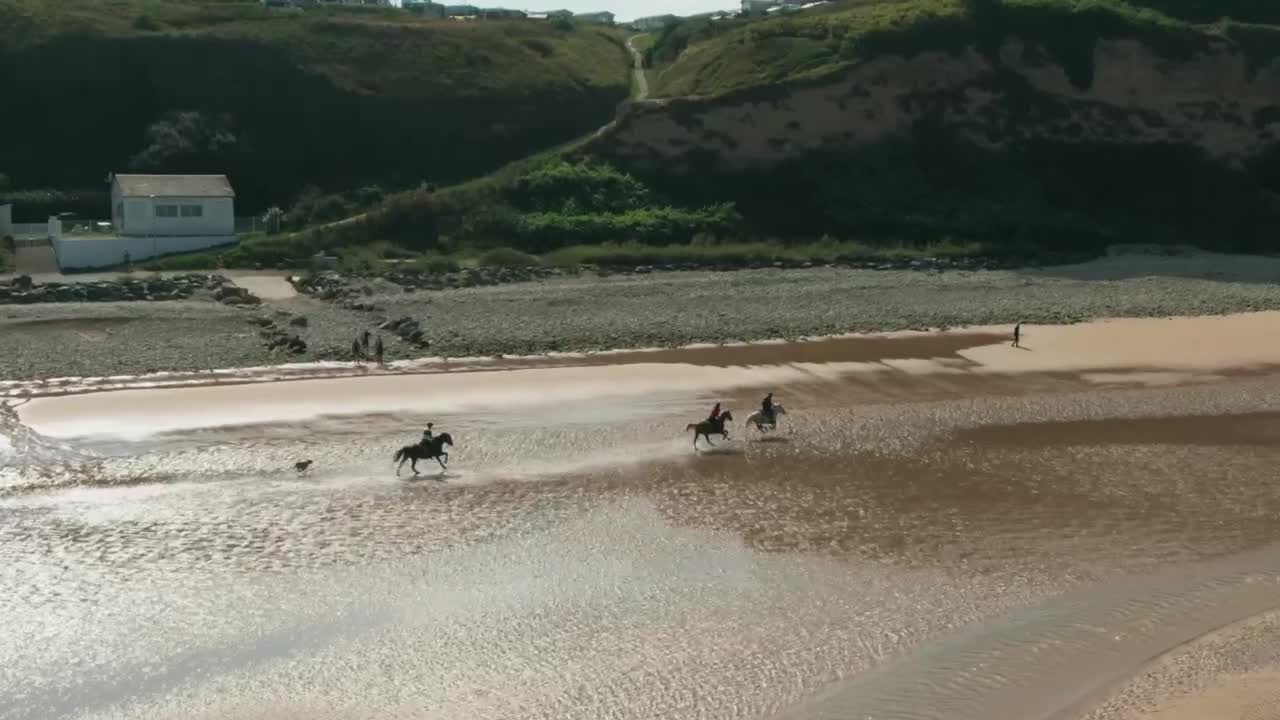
[
  {"x1": 5, "y1": 254, "x2": 1280, "y2": 382},
  {"x1": 0, "y1": 273, "x2": 264, "y2": 306},
  {"x1": 289, "y1": 255, "x2": 1029, "y2": 306}
]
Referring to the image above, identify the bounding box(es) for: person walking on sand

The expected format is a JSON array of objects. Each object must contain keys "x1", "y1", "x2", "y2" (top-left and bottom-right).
[
  {"x1": 374, "y1": 335, "x2": 384, "y2": 365},
  {"x1": 361, "y1": 329, "x2": 371, "y2": 354},
  {"x1": 1012, "y1": 322, "x2": 1022, "y2": 348},
  {"x1": 352, "y1": 338, "x2": 364, "y2": 364}
]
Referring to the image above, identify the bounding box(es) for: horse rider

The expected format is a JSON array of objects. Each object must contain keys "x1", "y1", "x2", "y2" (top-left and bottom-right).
[
  {"x1": 708, "y1": 402, "x2": 722, "y2": 424},
  {"x1": 761, "y1": 392, "x2": 775, "y2": 424},
  {"x1": 420, "y1": 422, "x2": 434, "y2": 446}
]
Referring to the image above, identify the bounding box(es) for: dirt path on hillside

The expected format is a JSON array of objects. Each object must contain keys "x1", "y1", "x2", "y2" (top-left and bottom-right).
[{"x1": 627, "y1": 33, "x2": 649, "y2": 101}]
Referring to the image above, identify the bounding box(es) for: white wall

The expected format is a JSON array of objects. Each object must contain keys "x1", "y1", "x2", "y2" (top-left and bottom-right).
[
  {"x1": 111, "y1": 183, "x2": 123, "y2": 232},
  {"x1": 54, "y1": 235, "x2": 239, "y2": 270},
  {"x1": 120, "y1": 196, "x2": 235, "y2": 237}
]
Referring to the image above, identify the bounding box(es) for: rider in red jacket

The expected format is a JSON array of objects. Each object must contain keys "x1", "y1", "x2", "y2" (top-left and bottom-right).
[{"x1": 708, "y1": 403, "x2": 721, "y2": 422}]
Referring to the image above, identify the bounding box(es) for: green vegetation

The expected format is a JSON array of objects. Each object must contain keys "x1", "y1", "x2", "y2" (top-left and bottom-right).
[
  {"x1": 1127, "y1": 0, "x2": 1280, "y2": 24},
  {"x1": 541, "y1": 237, "x2": 983, "y2": 266},
  {"x1": 0, "y1": 0, "x2": 630, "y2": 214},
  {"x1": 610, "y1": 135, "x2": 1280, "y2": 255},
  {"x1": 15, "y1": 0, "x2": 1280, "y2": 275},
  {"x1": 649, "y1": 0, "x2": 1280, "y2": 97}
]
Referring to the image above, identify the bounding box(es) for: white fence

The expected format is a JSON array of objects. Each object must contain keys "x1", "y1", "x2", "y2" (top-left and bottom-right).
[
  {"x1": 10, "y1": 222, "x2": 50, "y2": 238},
  {"x1": 234, "y1": 216, "x2": 273, "y2": 234},
  {"x1": 8, "y1": 217, "x2": 263, "y2": 238},
  {"x1": 59, "y1": 219, "x2": 116, "y2": 237}
]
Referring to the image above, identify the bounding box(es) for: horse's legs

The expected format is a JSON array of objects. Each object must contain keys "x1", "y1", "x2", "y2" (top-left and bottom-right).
[
  {"x1": 395, "y1": 457, "x2": 405, "y2": 476},
  {"x1": 411, "y1": 458, "x2": 420, "y2": 475},
  {"x1": 435, "y1": 455, "x2": 447, "y2": 470},
  {"x1": 703, "y1": 433, "x2": 714, "y2": 446}
]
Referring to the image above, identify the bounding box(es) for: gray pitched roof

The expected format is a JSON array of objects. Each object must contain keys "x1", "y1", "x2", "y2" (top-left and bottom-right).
[{"x1": 114, "y1": 174, "x2": 235, "y2": 198}]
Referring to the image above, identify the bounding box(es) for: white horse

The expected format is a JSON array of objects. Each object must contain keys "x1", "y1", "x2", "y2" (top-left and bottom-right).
[{"x1": 744, "y1": 404, "x2": 786, "y2": 432}]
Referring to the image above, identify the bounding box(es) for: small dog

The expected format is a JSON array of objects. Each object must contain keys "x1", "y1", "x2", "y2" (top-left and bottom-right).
[{"x1": 294, "y1": 460, "x2": 314, "y2": 474}]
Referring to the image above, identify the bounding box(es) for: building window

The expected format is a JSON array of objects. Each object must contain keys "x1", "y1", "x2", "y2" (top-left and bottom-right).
[
  {"x1": 155, "y1": 204, "x2": 179, "y2": 218},
  {"x1": 181, "y1": 204, "x2": 203, "y2": 218}
]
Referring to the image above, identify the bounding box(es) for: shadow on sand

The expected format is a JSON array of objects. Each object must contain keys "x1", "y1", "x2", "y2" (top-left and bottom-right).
[
  {"x1": 696, "y1": 444, "x2": 746, "y2": 456},
  {"x1": 400, "y1": 472, "x2": 450, "y2": 483}
]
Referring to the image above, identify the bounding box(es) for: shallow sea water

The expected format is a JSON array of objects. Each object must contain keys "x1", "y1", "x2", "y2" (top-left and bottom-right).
[{"x1": 5, "y1": 351, "x2": 1280, "y2": 720}]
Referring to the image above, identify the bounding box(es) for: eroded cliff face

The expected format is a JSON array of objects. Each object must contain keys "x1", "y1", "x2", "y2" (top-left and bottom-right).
[{"x1": 599, "y1": 39, "x2": 1280, "y2": 170}]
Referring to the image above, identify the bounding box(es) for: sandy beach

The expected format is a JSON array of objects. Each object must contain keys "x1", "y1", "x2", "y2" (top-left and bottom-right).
[{"x1": 5, "y1": 260, "x2": 1280, "y2": 720}]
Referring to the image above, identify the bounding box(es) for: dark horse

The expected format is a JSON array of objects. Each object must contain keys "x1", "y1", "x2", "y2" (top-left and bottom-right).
[
  {"x1": 394, "y1": 432, "x2": 454, "y2": 475},
  {"x1": 686, "y1": 411, "x2": 733, "y2": 449}
]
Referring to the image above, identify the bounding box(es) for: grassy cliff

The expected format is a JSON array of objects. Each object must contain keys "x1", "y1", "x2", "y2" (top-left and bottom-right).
[
  {"x1": 70, "y1": 0, "x2": 1280, "y2": 271},
  {"x1": 649, "y1": 0, "x2": 1280, "y2": 98},
  {"x1": 0, "y1": 0, "x2": 630, "y2": 214},
  {"x1": 588, "y1": 0, "x2": 1280, "y2": 256}
]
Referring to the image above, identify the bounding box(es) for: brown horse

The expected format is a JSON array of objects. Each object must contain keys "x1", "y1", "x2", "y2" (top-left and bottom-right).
[
  {"x1": 394, "y1": 432, "x2": 454, "y2": 475},
  {"x1": 686, "y1": 411, "x2": 733, "y2": 450}
]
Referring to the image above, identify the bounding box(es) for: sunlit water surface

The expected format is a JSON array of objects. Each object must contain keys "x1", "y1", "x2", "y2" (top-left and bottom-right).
[{"x1": 5, "y1": 368, "x2": 1280, "y2": 720}]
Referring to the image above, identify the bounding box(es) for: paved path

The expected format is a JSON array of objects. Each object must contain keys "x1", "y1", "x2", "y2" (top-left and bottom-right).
[{"x1": 13, "y1": 245, "x2": 58, "y2": 275}]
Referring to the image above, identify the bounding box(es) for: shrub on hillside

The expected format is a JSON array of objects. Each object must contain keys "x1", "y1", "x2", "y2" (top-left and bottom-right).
[
  {"x1": 477, "y1": 247, "x2": 540, "y2": 267},
  {"x1": 506, "y1": 161, "x2": 654, "y2": 213},
  {"x1": 510, "y1": 204, "x2": 741, "y2": 251},
  {"x1": 409, "y1": 254, "x2": 462, "y2": 273}
]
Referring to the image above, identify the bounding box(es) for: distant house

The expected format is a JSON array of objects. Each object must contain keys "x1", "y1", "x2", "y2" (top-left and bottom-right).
[
  {"x1": 50, "y1": 174, "x2": 239, "y2": 271},
  {"x1": 542, "y1": 8, "x2": 573, "y2": 18},
  {"x1": 740, "y1": 0, "x2": 779, "y2": 14},
  {"x1": 574, "y1": 10, "x2": 614, "y2": 24},
  {"x1": 480, "y1": 7, "x2": 526, "y2": 18},
  {"x1": 403, "y1": 0, "x2": 446, "y2": 16},
  {"x1": 630, "y1": 13, "x2": 677, "y2": 30},
  {"x1": 444, "y1": 4, "x2": 480, "y2": 15}
]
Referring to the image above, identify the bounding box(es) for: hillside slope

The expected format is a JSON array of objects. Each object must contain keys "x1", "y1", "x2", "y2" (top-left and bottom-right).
[
  {"x1": 0, "y1": 0, "x2": 630, "y2": 213},
  {"x1": 587, "y1": 0, "x2": 1280, "y2": 252}
]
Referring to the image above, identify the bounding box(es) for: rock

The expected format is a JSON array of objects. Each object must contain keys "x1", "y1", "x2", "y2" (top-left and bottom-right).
[
  {"x1": 13, "y1": 275, "x2": 33, "y2": 290},
  {"x1": 248, "y1": 316, "x2": 275, "y2": 327},
  {"x1": 220, "y1": 295, "x2": 249, "y2": 306},
  {"x1": 288, "y1": 315, "x2": 309, "y2": 327}
]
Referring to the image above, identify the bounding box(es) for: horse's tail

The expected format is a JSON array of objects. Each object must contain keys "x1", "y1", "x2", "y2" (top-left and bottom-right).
[
  {"x1": 685, "y1": 423, "x2": 697, "y2": 432},
  {"x1": 393, "y1": 447, "x2": 406, "y2": 464}
]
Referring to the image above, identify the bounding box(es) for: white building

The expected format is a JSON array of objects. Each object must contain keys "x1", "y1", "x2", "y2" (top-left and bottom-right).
[
  {"x1": 740, "y1": 0, "x2": 779, "y2": 14},
  {"x1": 630, "y1": 14, "x2": 676, "y2": 30},
  {"x1": 52, "y1": 174, "x2": 239, "y2": 270},
  {"x1": 574, "y1": 10, "x2": 614, "y2": 23},
  {"x1": 111, "y1": 174, "x2": 236, "y2": 238}
]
